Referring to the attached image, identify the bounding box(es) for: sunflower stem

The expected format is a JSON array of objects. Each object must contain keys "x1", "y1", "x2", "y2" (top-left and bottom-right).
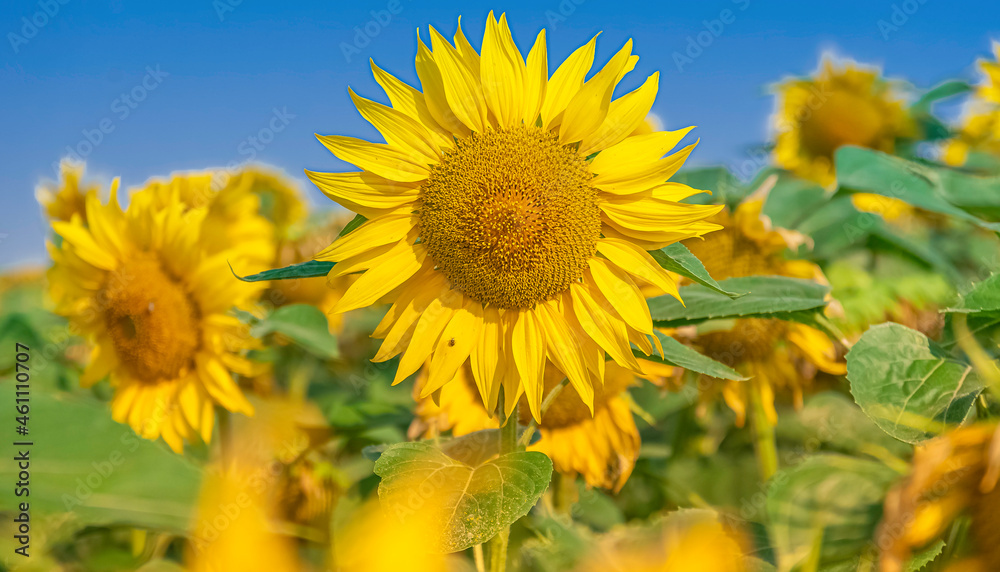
[
  {"x1": 749, "y1": 380, "x2": 778, "y2": 482},
  {"x1": 487, "y1": 388, "x2": 517, "y2": 572}
]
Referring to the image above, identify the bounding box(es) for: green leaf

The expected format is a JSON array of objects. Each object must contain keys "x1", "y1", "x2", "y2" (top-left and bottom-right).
[
  {"x1": 0, "y1": 382, "x2": 201, "y2": 532},
  {"x1": 250, "y1": 304, "x2": 339, "y2": 359},
  {"x1": 339, "y1": 214, "x2": 367, "y2": 236},
  {"x1": 846, "y1": 322, "x2": 984, "y2": 443},
  {"x1": 776, "y1": 392, "x2": 912, "y2": 459},
  {"x1": 374, "y1": 442, "x2": 552, "y2": 552},
  {"x1": 767, "y1": 454, "x2": 897, "y2": 570},
  {"x1": 905, "y1": 540, "x2": 945, "y2": 572},
  {"x1": 231, "y1": 259, "x2": 334, "y2": 282},
  {"x1": 835, "y1": 147, "x2": 1000, "y2": 230},
  {"x1": 651, "y1": 243, "x2": 742, "y2": 298},
  {"x1": 912, "y1": 80, "x2": 972, "y2": 113},
  {"x1": 760, "y1": 170, "x2": 829, "y2": 230},
  {"x1": 947, "y1": 273, "x2": 1000, "y2": 314},
  {"x1": 648, "y1": 276, "x2": 829, "y2": 327},
  {"x1": 636, "y1": 331, "x2": 746, "y2": 381}
]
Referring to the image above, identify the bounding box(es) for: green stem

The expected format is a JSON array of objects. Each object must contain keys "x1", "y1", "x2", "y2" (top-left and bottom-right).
[
  {"x1": 749, "y1": 379, "x2": 778, "y2": 482},
  {"x1": 486, "y1": 388, "x2": 517, "y2": 572}
]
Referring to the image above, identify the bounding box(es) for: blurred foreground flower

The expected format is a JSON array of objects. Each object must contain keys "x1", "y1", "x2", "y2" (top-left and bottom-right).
[
  {"x1": 879, "y1": 423, "x2": 1000, "y2": 572},
  {"x1": 574, "y1": 510, "x2": 747, "y2": 572},
  {"x1": 309, "y1": 12, "x2": 721, "y2": 419},
  {"x1": 772, "y1": 57, "x2": 914, "y2": 186},
  {"x1": 411, "y1": 359, "x2": 659, "y2": 491},
  {"x1": 944, "y1": 42, "x2": 1000, "y2": 166},
  {"x1": 680, "y1": 200, "x2": 845, "y2": 426},
  {"x1": 46, "y1": 179, "x2": 263, "y2": 452}
]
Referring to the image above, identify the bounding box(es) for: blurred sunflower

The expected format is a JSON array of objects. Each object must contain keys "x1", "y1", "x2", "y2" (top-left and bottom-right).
[
  {"x1": 679, "y1": 199, "x2": 845, "y2": 426},
  {"x1": 46, "y1": 181, "x2": 263, "y2": 452},
  {"x1": 944, "y1": 43, "x2": 1000, "y2": 166},
  {"x1": 411, "y1": 359, "x2": 663, "y2": 491},
  {"x1": 772, "y1": 57, "x2": 914, "y2": 186},
  {"x1": 37, "y1": 159, "x2": 100, "y2": 224},
  {"x1": 309, "y1": 12, "x2": 721, "y2": 419},
  {"x1": 878, "y1": 423, "x2": 1000, "y2": 572}
]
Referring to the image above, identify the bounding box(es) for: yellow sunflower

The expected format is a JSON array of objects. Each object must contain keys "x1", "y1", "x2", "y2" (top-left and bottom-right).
[
  {"x1": 46, "y1": 180, "x2": 264, "y2": 452},
  {"x1": 412, "y1": 359, "x2": 663, "y2": 491},
  {"x1": 309, "y1": 13, "x2": 722, "y2": 419},
  {"x1": 773, "y1": 57, "x2": 914, "y2": 186},
  {"x1": 36, "y1": 159, "x2": 100, "y2": 224},
  {"x1": 944, "y1": 43, "x2": 1000, "y2": 166},
  {"x1": 878, "y1": 423, "x2": 1000, "y2": 572},
  {"x1": 679, "y1": 199, "x2": 845, "y2": 426}
]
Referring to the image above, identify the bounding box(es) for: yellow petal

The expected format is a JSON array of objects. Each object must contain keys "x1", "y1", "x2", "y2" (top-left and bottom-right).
[
  {"x1": 414, "y1": 34, "x2": 470, "y2": 135},
  {"x1": 349, "y1": 88, "x2": 442, "y2": 162},
  {"x1": 429, "y1": 26, "x2": 490, "y2": 132},
  {"x1": 601, "y1": 200, "x2": 724, "y2": 230},
  {"x1": 568, "y1": 282, "x2": 640, "y2": 370},
  {"x1": 597, "y1": 237, "x2": 680, "y2": 301},
  {"x1": 372, "y1": 271, "x2": 447, "y2": 362},
  {"x1": 370, "y1": 59, "x2": 455, "y2": 146},
  {"x1": 512, "y1": 309, "x2": 547, "y2": 421},
  {"x1": 422, "y1": 299, "x2": 483, "y2": 397},
  {"x1": 787, "y1": 323, "x2": 846, "y2": 375},
  {"x1": 393, "y1": 291, "x2": 463, "y2": 384},
  {"x1": 454, "y1": 16, "x2": 482, "y2": 80},
  {"x1": 314, "y1": 213, "x2": 416, "y2": 262},
  {"x1": 481, "y1": 11, "x2": 525, "y2": 127},
  {"x1": 592, "y1": 142, "x2": 698, "y2": 194},
  {"x1": 588, "y1": 258, "x2": 652, "y2": 334},
  {"x1": 51, "y1": 221, "x2": 119, "y2": 271},
  {"x1": 580, "y1": 72, "x2": 659, "y2": 156},
  {"x1": 522, "y1": 29, "x2": 548, "y2": 125},
  {"x1": 560, "y1": 39, "x2": 633, "y2": 144},
  {"x1": 316, "y1": 135, "x2": 430, "y2": 182},
  {"x1": 470, "y1": 306, "x2": 503, "y2": 413},
  {"x1": 333, "y1": 242, "x2": 427, "y2": 312},
  {"x1": 305, "y1": 170, "x2": 418, "y2": 215},
  {"x1": 536, "y1": 300, "x2": 593, "y2": 413},
  {"x1": 540, "y1": 34, "x2": 598, "y2": 130},
  {"x1": 590, "y1": 127, "x2": 694, "y2": 181}
]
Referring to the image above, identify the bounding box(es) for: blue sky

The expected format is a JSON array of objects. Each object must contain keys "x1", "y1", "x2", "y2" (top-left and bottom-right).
[{"x1": 1, "y1": 0, "x2": 998, "y2": 268}]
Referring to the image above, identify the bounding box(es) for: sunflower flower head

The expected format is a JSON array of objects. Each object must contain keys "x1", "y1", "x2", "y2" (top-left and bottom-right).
[
  {"x1": 311, "y1": 12, "x2": 722, "y2": 420},
  {"x1": 773, "y1": 57, "x2": 914, "y2": 186},
  {"x1": 680, "y1": 200, "x2": 845, "y2": 425},
  {"x1": 944, "y1": 43, "x2": 1000, "y2": 166},
  {"x1": 37, "y1": 159, "x2": 100, "y2": 224},
  {"x1": 46, "y1": 179, "x2": 264, "y2": 452}
]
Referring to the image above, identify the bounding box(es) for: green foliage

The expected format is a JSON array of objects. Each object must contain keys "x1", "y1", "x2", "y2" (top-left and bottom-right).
[
  {"x1": 373, "y1": 441, "x2": 553, "y2": 553},
  {"x1": 847, "y1": 323, "x2": 984, "y2": 443},
  {"x1": 249, "y1": 303, "x2": 340, "y2": 359},
  {"x1": 232, "y1": 259, "x2": 334, "y2": 282},
  {"x1": 651, "y1": 242, "x2": 742, "y2": 298},
  {"x1": 638, "y1": 331, "x2": 746, "y2": 381}
]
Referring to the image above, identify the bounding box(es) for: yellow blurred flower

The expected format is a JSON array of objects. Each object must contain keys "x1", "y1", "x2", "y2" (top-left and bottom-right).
[
  {"x1": 37, "y1": 159, "x2": 100, "y2": 224},
  {"x1": 680, "y1": 200, "x2": 845, "y2": 425},
  {"x1": 46, "y1": 179, "x2": 264, "y2": 452},
  {"x1": 220, "y1": 165, "x2": 308, "y2": 242},
  {"x1": 878, "y1": 423, "x2": 1000, "y2": 572},
  {"x1": 411, "y1": 359, "x2": 660, "y2": 491},
  {"x1": 944, "y1": 43, "x2": 1000, "y2": 166},
  {"x1": 310, "y1": 12, "x2": 721, "y2": 420},
  {"x1": 851, "y1": 193, "x2": 915, "y2": 223},
  {"x1": 574, "y1": 510, "x2": 747, "y2": 572},
  {"x1": 773, "y1": 57, "x2": 914, "y2": 186},
  {"x1": 334, "y1": 497, "x2": 453, "y2": 572}
]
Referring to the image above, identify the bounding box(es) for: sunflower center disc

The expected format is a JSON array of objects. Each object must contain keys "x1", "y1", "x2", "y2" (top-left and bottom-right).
[
  {"x1": 102, "y1": 255, "x2": 200, "y2": 381},
  {"x1": 419, "y1": 126, "x2": 601, "y2": 309}
]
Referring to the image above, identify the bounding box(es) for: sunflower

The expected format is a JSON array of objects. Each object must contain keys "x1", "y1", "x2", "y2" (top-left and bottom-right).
[
  {"x1": 46, "y1": 179, "x2": 264, "y2": 452},
  {"x1": 411, "y1": 358, "x2": 661, "y2": 491},
  {"x1": 944, "y1": 43, "x2": 1000, "y2": 166},
  {"x1": 37, "y1": 159, "x2": 100, "y2": 224},
  {"x1": 679, "y1": 199, "x2": 845, "y2": 425},
  {"x1": 309, "y1": 13, "x2": 722, "y2": 419},
  {"x1": 878, "y1": 423, "x2": 1000, "y2": 572},
  {"x1": 772, "y1": 57, "x2": 914, "y2": 186}
]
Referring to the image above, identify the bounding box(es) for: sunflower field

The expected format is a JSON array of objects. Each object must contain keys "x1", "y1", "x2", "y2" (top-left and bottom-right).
[{"x1": 5, "y1": 9, "x2": 1000, "y2": 572}]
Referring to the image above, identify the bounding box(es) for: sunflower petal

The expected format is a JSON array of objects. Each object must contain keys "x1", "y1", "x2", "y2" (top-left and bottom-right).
[
  {"x1": 588, "y1": 258, "x2": 653, "y2": 334},
  {"x1": 429, "y1": 26, "x2": 490, "y2": 132},
  {"x1": 349, "y1": 88, "x2": 443, "y2": 162},
  {"x1": 422, "y1": 299, "x2": 483, "y2": 397},
  {"x1": 333, "y1": 243, "x2": 427, "y2": 312},
  {"x1": 512, "y1": 310, "x2": 547, "y2": 421},
  {"x1": 314, "y1": 213, "x2": 416, "y2": 262},
  {"x1": 569, "y1": 282, "x2": 640, "y2": 370},
  {"x1": 481, "y1": 11, "x2": 526, "y2": 127},
  {"x1": 470, "y1": 306, "x2": 503, "y2": 413},
  {"x1": 580, "y1": 72, "x2": 659, "y2": 155},
  {"x1": 522, "y1": 29, "x2": 548, "y2": 125},
  {"x1": 540, "y1": 34, "x2": 598, "y2": 129},
  {"x1": 560, "y1": 39, "x2": 633, "y2": 144},
  {"x1": 316, "y1": 135, "x2": 430, "y2": 182},
  {"x1": 536, "y1": 300, "x2": 593, "y2": 413}
]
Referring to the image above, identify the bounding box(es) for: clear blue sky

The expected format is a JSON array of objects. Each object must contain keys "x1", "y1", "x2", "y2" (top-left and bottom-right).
[{"x1": 2, "y1": 0, "x2": 998, "y2": 268}]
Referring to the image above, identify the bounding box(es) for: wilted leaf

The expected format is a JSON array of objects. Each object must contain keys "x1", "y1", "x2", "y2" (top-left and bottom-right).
[
  {"x1": 847, "y1": 322, "x2": 984, "y2": 443},
  {"x1": 374, "y1": 442, "x2": 552, "y2": 552}
]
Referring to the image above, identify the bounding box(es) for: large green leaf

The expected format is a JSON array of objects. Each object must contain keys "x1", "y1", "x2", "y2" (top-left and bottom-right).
[
  {"x1": 760, "y1": 170, "x2": 828, "y2": 230},
  {"x1": 0, "y1": 382, "x2": 201, "y2": 532},
  {"x1": 846, "y1": 323, "x2": 984, "y2": 443},
  {"x1": 767, "y1": 454, "x2": 897, "y2": 570},
  {"x1": 635, "y1": 331, "x2": 746, "y2": 381},
  {"x1": 231, "y1": 259, "x2": 334, "y2": 282},
  {"x1": 250, "y1": 304, "x2": 339, "y2": 359},
  {"x1": 947, "y1": 273, "x2": 1000, "y2": 314},
  {"x1": 835, "y1": 147, "x2": 1000, "y2": 229},
  {"x1": 374, "y1": 442, "x2": 552, "y2": 553},
  {"x1": 651, "y1": 243, "x2": 742, "y2": 298},
  {"x1": 648, "y1": 276, "x2": 829, "y2": 327}
]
